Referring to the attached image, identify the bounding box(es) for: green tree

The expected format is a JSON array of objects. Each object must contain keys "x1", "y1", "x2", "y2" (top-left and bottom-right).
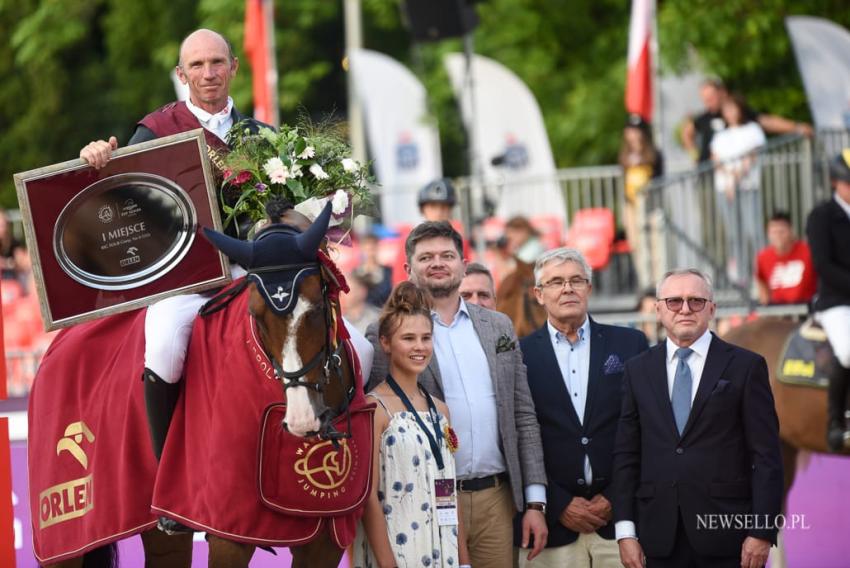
[{"x1": 4, "y1": 0, "x2": 850, "y2": 208}]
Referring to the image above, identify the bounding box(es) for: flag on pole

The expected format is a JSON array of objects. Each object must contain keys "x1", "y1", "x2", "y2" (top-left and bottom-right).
[
  {"x1": 244, "y1": 0, "x2": 273, "y2": 123},
  {"x1": 625, "y1": 0, "x2": 653, "y2": 122}
]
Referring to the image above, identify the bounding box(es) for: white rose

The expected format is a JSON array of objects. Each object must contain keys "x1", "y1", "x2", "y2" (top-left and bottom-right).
[
  {"x1": 341, "y1": 158, "x2": 358, "y2": 172},
  {"x1": 331, "y1": 190, "x2": 349, "y2": 215},
  {"x1": 298, "y1": 146, "x2": 315, "y2": 160},
  {"x1": 309, "y1": 163, "x2": 329, "y2": 180}
]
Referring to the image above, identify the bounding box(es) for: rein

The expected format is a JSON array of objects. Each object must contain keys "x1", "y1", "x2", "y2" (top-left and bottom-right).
[{"x1": 198, "y1": 257, "x2": 356, "y2": 444}]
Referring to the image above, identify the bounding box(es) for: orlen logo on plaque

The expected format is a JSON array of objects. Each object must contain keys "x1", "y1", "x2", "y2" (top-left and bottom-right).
[{"x1": 53, "y1": 173, "x2": 197, "y2": 291}]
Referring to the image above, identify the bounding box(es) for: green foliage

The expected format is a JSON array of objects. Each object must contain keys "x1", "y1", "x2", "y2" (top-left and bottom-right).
[
  {"x1": 3, "y1": 0, "x2": 850, "y2": 208},
  {"x1": 221, "y1": 120, "x2": 371, "y2": 228}
]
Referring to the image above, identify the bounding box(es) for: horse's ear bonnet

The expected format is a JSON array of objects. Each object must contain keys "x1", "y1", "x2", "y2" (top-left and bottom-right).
[{"x1": 203, "y1": 202, "x2": 332, "y2": 314}]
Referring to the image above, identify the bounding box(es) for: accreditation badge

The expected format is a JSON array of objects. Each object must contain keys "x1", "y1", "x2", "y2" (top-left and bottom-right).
[{"x1": 434, "y1": 478, "x2": 458, "y2": 526}]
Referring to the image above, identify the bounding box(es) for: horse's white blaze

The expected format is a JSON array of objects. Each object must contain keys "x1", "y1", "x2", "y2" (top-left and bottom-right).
[{"x1": 282, "y1": 297, "x2": 321, "y2": 437}]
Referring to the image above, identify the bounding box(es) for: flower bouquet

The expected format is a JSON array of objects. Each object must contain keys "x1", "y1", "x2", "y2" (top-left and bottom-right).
[{"x1": 220, "y1": 120, "x2": 372, "y2": 241}]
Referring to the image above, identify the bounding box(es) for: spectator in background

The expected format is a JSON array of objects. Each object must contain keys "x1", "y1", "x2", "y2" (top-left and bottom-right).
[
  {"x1": 391, "y1": 178, "x2": 472, "y2": 286},
  {"x1": 755, "y1": 211, "x2": 817, "y2": 305},
  {"x1": 682, "y1": 78, "x2": 813, "y2": 164},
  {"x1": 635, "y1": 288, "x2": 661, "y2": 345},
  {"x1": 504, "y1": 216, "x2": 546, "y2": 265},
  {"x1": 618, "y1": 115, "x2": 663, "y2": 289},
  {"x1": 353, "y1": 231, "x2": 392, "y2": 309},
  {"x1": 711, "y1": 93, "x2": 767, "y2": 284},
  {"x1": 0, "y1": 209, "x2": 23, "y2": 280},
  {"x1": 340, "y1": 272, "x2": 382, "y2": 336},
  {"x1": 460, "y1": 262, "x2": 497, "y2": 310}
]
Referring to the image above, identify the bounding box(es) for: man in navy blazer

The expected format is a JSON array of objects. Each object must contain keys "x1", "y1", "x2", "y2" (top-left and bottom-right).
[
  {"x1": 515, "y1": 248, "x2": 649, "y2": 567},
  {"x1": 613, "y1": 268, "x2": 782, "y2": 568}
]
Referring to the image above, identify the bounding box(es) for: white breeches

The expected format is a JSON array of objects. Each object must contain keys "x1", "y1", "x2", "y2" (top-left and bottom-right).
[
  {"x1": 142, "y1": 269, "x2": 375, "y2": 385},
  {"x1": 816, "y1": 306, "x2": 850, "y2": 369},
  {"x1": 144, "y1": 292, "x2": 211, "y2": 383},
  {"x1": 144, "y1": 265, "x2": 246, "y2": 383}
]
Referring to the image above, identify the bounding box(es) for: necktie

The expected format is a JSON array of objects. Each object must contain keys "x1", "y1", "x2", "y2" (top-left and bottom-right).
[{"x1": 672, "y1": 347, "x2": 694, "y2": 434}]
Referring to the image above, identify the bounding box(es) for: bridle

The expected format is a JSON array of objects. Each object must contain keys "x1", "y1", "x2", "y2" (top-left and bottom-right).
[
  {"x1": 199, "y1": 256, "x2": 356, "y2": 444},
  {"x1": 252, "y1": 261, "x2": 355, "y2": 444}
]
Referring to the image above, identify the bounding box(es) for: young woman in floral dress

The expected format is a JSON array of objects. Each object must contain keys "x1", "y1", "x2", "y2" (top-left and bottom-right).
[{"x1": 354, "y1": 282, "x2": 470, "y2": 568}]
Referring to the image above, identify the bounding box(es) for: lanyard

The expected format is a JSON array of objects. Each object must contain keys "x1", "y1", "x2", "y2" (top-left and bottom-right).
[{"x1": 385, "y1": 375, "x2": 445, "y2": 471}]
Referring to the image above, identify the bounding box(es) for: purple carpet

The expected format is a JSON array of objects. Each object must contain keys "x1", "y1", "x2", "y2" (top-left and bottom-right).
[{"x1": 12, "y1": 440, "x2": 850, "y2": 566}]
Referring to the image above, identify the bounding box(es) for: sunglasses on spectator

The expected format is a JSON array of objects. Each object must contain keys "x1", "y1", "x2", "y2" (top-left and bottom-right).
[{"x1": 658, "y1": 297, "x2": 711, "y2": 312}]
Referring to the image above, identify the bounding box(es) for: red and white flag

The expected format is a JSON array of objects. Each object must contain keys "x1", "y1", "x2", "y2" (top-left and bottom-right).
[
  {"x1": 244, "y1": 0, "x2": 274, "y2": 124},
  {"x1": 625, "y1": 0, "x2": 654, "y2": 122}
]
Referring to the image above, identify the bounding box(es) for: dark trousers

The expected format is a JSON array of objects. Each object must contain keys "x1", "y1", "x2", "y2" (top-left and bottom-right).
[{"x1": 647, "y1": 510, "x2": 744, "y2": 568}]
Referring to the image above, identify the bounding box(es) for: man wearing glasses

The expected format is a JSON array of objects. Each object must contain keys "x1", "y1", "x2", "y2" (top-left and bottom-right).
[
  {"x1": 516, "y1": 248, "x2": 648, "y2": 567},
  {"x1": 613, "y1": 269, "x2": 782, "y2": 568}
]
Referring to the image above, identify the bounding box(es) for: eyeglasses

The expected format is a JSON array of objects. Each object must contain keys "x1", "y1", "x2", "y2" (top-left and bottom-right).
[
  {"x1": 538, "y1": 277, "x2": 590, "y2": 291},
  {"x1": 658, "y1": 297, "x2": 710, "y2": 312}
]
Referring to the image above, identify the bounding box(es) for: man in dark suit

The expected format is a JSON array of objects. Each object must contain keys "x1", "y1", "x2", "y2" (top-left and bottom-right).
[
  {"x1": 516, "y1": 248, "x2": 648, "y2": 567},
  {"x1": 613, "y1": 268, "x2": 782, "y2": 568},
  {"x1": 807, "y1": 151, "x2": 850, "y2": 451}
]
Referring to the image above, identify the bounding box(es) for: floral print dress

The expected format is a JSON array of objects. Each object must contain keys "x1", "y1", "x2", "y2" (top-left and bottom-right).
[{"x1": 353, "y1": 396, "x2": 459, "y2": 568}]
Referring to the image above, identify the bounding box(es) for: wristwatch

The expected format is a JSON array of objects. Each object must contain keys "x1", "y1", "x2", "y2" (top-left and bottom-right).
[{"x1": 526, "y1": 501, "x2": 547, "y2": 515}]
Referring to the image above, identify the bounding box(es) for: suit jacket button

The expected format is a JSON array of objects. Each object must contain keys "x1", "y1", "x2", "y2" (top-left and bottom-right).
[
  {"x1": 676, "y1": 447, "x2": 684, "y2": 455},
  {"x1": 671, "y1": 481, "x2": 677, "y2": 488},
  {"x1": 581, "y1": 437, "x2": 589, "y2": 446},
  {"x1": 577, "y1": 478, "x2": 586, "y2": 485}
]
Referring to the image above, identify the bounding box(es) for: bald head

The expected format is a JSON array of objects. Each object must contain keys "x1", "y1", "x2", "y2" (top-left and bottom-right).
[
  {"x1": 175, "y1": 28, "x2": 238, "y2": 114},
  {"x1": 178, "y1": 29, "x2": 234, "y2": 67}
]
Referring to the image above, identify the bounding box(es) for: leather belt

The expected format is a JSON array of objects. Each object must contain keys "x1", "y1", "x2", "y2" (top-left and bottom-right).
[{"x1": 456, "y1": 472, "x2": 508, "y2": 492}]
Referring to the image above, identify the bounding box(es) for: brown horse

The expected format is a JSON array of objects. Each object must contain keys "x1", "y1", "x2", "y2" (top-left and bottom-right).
[
  {"x1": 36, "y1": 204, "x2": 360, "y2": 568},
  {"x1": 496, "y1": 260, "x2": 546, "y2": 338},
  {"x1": 722, "y1": 317, "x2": 849, "y2": 566}
]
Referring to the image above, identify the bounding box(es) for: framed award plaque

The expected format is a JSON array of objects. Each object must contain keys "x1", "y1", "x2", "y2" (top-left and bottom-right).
[{"x1": 14, "y1": 129, "x2": 231, "y2": 330}]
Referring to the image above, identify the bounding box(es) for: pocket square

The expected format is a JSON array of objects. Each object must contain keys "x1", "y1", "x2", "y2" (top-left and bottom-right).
[
  {"x1": 712, "y1": 379, "x2": 731, "y2": 393},
  {"x1": 603, "y1": 354, "x2": 625, "y2": 375},
  {"x1": 496, "y1": 333, "x2": 516, "y2": 354}
]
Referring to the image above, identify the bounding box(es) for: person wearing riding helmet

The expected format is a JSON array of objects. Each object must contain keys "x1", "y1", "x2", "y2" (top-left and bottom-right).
[
  {"x1": 391, "y1": 178, "x2": 473, "y2": 286},
  {"x1": 806, "y1": 150, "x2": 850, "y2": 452}
]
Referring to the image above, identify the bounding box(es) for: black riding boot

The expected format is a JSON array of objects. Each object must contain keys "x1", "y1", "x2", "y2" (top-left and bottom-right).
[
  {"x1": 826, "y1": 361, "x2": 850, "y2": 452},
  {"x1": 143, "y1": 368, "x2": 192, "y2": 534}
]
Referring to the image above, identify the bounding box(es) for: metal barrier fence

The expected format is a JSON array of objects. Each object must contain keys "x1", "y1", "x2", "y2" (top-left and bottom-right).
[{"x1": 640, "y1": 132, "x2": 836, "y2": 306}]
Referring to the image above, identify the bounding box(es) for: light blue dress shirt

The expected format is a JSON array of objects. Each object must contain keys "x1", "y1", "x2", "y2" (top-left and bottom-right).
[
  {"x1": 432, "y1": 301, "x2": 505, "y2": 479},
  {"x1": 548, "y1": 318, "x2": 593, "y2": 484},
  {"x1": 432, "y1": 300, "x2": 546, "y2": 504}
]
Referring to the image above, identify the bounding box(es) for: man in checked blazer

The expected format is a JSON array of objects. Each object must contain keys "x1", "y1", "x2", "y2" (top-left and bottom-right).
[
  {"x1": 366, "y1": 221, "x2": 548, "y2": 567},
  {"x1": 516, "y1": 247, "x2": 649, "y2": 567},
  {"x1": 613, "y1": 269, "x2": 782, "y2": 568}
]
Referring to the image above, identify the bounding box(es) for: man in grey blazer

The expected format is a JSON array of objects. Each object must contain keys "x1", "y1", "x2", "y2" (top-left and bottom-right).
[{"x1": 366, "y1": 221, "x2": 548, "y2": 567}]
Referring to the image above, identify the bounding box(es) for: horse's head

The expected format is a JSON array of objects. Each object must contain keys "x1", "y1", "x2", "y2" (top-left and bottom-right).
[
  {"x1": 204, "y1": 202, "x2": 353, "y2": 438},
  {"x1": 496, "y1": 259, "x2": 546, "y2": 338}
]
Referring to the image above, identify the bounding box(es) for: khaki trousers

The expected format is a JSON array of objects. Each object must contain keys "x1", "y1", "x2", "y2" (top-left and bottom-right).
[
  {"x1": 459, "y1": 478, "x2": 515, "y2": 568},
  {"x1": 516, "y1": 532, "x2": 621, "y2": 568}
]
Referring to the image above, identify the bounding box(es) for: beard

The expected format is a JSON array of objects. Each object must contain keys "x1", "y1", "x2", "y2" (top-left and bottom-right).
[{"x1": 422, "y1": 274, "x2": 462, "y2": 298}]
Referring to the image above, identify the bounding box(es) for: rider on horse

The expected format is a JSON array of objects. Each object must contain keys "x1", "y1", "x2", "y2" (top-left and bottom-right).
[{"x1": 806, "y1": 150, "x2": 850, "y2": 452}]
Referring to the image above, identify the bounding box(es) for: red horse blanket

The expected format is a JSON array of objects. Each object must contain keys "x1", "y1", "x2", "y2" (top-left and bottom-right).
[
  {"x1": 29, "y1": 309, "x2": 157, "y2": 564},
  {"x1": 152, "y1": 284, "x2": 373, "y2": 547},
  {"x1": 29, "y1": 280, "x2": 371, "y2": 562}
]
